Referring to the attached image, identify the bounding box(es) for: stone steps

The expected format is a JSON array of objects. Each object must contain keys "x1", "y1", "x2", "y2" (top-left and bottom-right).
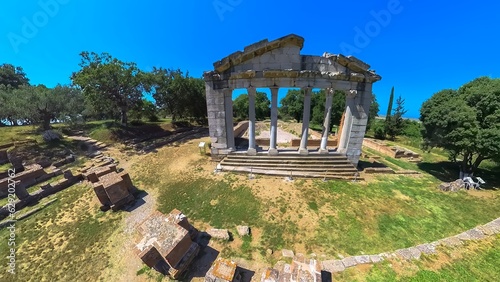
[{"x1": 219, "y1": 153, "x2": 360, "y2": 180}]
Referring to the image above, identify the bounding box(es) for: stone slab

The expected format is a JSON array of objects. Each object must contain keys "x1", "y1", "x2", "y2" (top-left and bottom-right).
[
  {"x1": 416, "y1": 243, "x2": 437, "y2": 255},
  {"x1": 439, "y1": 236, "x2": 463, "y2": 247},
  {"x1": 353, "y1": 255, "x2": 370, "y2": 264},
  {"x1": 321, "y1": 260, "x2": 345, "y2": 273},
  {"x1": 369, "y1": 255, "x2": 383, "y2": 263},
  {"x1": 341, "y1": 257, "x2": 357, "y2": 268},
  {"x1": 282, "y1": 249, "x2": 294, "y2": 258}
]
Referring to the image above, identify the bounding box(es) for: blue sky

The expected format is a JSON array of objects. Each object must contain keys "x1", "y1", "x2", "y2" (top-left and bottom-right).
[{"x1": 1, "y1": 0, "x2": 500, "y2": 118}]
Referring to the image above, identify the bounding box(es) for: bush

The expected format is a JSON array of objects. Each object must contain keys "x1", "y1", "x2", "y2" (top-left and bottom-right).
[
  {"x1": 402, "y1": 120, "x2": 423, "y2": 139},
  {"x1": 373, "y1": 121, "x2": 386, "y2": 140}
]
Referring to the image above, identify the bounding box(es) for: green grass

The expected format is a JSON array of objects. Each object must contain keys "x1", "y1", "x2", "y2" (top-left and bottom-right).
[
  {"x1": 0, "y1": 183, "x2": 121, "y2": 282},
  {"x1": 0, "y1": 125, "x2": 42, "y2": 144},
  {"x1": 336, "y1": 234, "x2": 500, "y2": 281},
  {"x1": 309, "y1": 176, "x2": 500, "y2": 256},
  {"x1": 157, "y1": 177, "x2": 261, "y2": 228},
  {"x1": 0, "y1": 163, "x2": 12, "y2": 171}
]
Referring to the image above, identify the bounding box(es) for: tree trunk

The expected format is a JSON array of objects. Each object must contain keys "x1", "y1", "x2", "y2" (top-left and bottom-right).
[
  {"x1": 120, "y1": 106, "x2": 128, "y2": 126},
  {"x1": 42, "y1": 117, "x2": 51, "y2": 130}
]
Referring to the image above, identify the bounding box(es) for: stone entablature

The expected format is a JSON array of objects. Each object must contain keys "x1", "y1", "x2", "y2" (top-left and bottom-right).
[{"x1": 204, "y1": 34, "x2": 382, "y2": 167}]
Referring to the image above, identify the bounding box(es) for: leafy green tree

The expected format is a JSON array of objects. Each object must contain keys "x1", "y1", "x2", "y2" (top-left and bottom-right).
[
  {"x1": 149, "y1": 68, "x2": 206, "y2": 123},
  {"x1": 71, "y1": 52, "x2": 148, "y2": 125},
  {"x1": 129, "y1": 99, "x2": 159, "y2": 122},
  {"x1": 420, "y1": 77, "x2": 500, "y2": 175},
  {"x1": 0, "y1": 64, "x2": 29, "y2": 88},
  {"x1": 233, "y1": 92, "x2": 270, "y2": 121},
  {"x1": 367, "y1": 94, "x2": 380, "y2": 131},
  {"x1": 385, "y1": 95, "x2": 407, "y2": 140},
  {"x1": 280, "y1": 89, "x2": 304, "y2": 122}
]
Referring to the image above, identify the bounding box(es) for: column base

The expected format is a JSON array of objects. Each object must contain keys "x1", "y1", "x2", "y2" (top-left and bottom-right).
[
  {"x1": 268, "y1": 148, "x2": 279, "y2": 156},
  {"x1": 298, "y1": 148, "x2": 309, "y2": 155},
  {"x1": 319, "y1": 148, "x2": 329, "y2": 154},
  {"x1": 247, "y1": 148, "x2": 257, "y2": 156}
]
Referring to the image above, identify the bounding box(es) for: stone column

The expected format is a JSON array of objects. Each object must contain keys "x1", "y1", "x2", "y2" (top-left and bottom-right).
[
  {"x1": 338, "y1": 90, "x2": 357, "y2": 153},
  {"x1": 247, "y1": 87, "x2": 257, "y2": 155},
  {"x1": 319, "y1": 88, "x2": 334, "y2": 154},
  {"x1": 223, "y1": 88, "x2": 235, "y2": 151},
  {"x1": 339, "y1": 83, "x2": 373, "y2": 166},
  {"x1": 298, "y1": 87, "x2": 312, "y2": 155},
  {"x1": 269, "y1": 87, "x2": 279, "y2": 155}
]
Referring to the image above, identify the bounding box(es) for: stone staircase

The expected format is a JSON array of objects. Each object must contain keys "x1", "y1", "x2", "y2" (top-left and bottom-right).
[{"x1": 219, "y1": 153, "x2": 361, "y2": 180}]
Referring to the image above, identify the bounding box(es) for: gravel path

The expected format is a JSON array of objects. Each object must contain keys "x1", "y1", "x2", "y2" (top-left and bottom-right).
[{"x1": 256, "y1": 127, "x2": 299, "y2": 143}]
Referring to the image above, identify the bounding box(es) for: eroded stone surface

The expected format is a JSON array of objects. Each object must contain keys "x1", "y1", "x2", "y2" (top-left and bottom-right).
[
  {"x1": 354, "y1": 255, "x2": 370, "y2": 264},
  {"x1": 282, "y1": 249, "x2": 294, "y2": 258},
  {"x1": 439, "y1": 236, "x2": 464, "y2": 247},
  {"x1": 341, "y1": 257, "x2": 357, "y2": 268},
  {"x1": 207, "y1": 229, "x2": 230, "y2": 240},
  {"x1": 416, "y1": 243, "x2": 437, "y2": 255},
  {"x1": 369, "y1": 255, "x2": 383, "y2": 263},
  {"x1": 236, "y1": 225, "x2": 250, "y2": 236},
  {"x1": 321, "y1": 260, "x2": 345, "y2": 273}
]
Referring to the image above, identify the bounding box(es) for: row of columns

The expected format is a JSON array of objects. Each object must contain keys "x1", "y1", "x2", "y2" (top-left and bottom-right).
[{"x1": 243, "y1": 87, "x2": 335, "y2": 156}]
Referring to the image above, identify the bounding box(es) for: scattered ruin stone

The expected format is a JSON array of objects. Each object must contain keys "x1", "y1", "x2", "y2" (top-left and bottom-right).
[
  {"x1": 281, "y1": 249, "x2": 294, "y2": 258},
  {"x1": 135, "y1": 210, "x2": 199, "y2": 279},
  {"x1": 263, "y1": 258, "x2": 322, "y2": 281},
  {"x1": 321, "y1": 259, "x2": 345, "y2": 273},
  {"x1": 439, "y1": 179, "x2": 465, "y2": 192},
  {"x1": 207, "y1": 229, "x2": 230, "y2": 240},
  {"x1": 42, "y1": 130, "x2": 63, "y2": 142},
  {"x1": 91, "y1": 170, "x2": 136, "y2": 211},
  {"x1": 341, "y1": 256, "x2": 357, "y2": 268},
  {"x1": 353, "y1": 255, "x2": 371, "y2": 264},
  {"x1": 236, "y1": 225, "x2": 250, "y2": 236},
  {"x1": 205, "y1": 257, "x2": 241, "y2": 282},
  {"x1": 369, "y1": 255, "x2": 383, "y2": 263},
  {"x1": 294, "y1": 253, "x2": 306, "y2": 263},
  {"x1": 266, "y1": 249, "x2": 273, "y2": 255}
]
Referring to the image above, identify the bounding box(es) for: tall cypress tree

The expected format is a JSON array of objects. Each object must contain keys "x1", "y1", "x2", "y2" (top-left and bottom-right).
[{"x1": 385, "y1": 86, "x2": 394, "y2": 122}]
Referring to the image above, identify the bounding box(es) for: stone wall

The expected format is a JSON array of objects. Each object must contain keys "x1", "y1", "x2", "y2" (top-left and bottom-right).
[{"x1": 363, "y1": 138, "x2": 420, "y2": 159}]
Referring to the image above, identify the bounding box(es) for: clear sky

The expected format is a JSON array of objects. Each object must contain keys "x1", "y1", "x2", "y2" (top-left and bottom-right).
[{"x1": 1, "y1": 0, "x2": 500, "y2": 118}]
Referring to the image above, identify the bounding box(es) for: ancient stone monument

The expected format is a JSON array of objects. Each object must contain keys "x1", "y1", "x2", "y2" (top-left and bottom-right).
[
  {"x1": 204, "y1": 34, "x2": 381, "y2": 166},
  {"x1": 205, "y1": 258, "x2": 241, "y2": 282},
  {"x1": 84, "y1": 165, "x2": 137, "y2": 211},
  {"x1": 135, "y1": 209, "x2": 199, "y2": 279}
]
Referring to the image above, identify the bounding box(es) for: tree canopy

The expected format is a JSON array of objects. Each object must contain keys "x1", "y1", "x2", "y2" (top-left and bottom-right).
[
  {"x1": 233, "y1": 92, "x2": 270, "y2": 121},
  {"x1": 149, "y1": 68, "x2": 206, "y2": 124},
  {"x1": 420, "y1": 77, "x2": 500, "y2": 175},
  {"x1": 71, "y1": 52, "x2": 148, "y2": 125},
  {"x1": 0, "y1": 64, "x2": 29, "y2": 88}
]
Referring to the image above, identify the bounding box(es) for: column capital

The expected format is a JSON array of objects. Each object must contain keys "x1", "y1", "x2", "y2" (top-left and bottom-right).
[
  {"x1": 345, "y1": 89, "x2": 357, "y2": 98},
  {"x1": 301, "y1": 86, "x2": 312, "y2": 96}
]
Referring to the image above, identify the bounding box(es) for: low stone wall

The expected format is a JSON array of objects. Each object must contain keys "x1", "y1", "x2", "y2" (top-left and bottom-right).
[
  {"x1": 0, "y1": 170, "x2": 83, "y2": 220},
  {"x1": 0, "y1": 164, "x2": 48, "y2": 197},
  {"x1": 233, "y1": 121, "x2": 249, "y2": 138},
  {"x1": 363, "y1": 138, "x2": 420, "y2": 159}
]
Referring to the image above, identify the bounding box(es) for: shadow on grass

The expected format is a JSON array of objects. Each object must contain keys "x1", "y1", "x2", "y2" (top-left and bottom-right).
[{"x1": 418, "y1": 161, "x2": 500, "y2": 190}]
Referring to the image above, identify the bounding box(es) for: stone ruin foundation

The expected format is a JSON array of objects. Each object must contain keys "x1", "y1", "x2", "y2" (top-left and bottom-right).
[
  {"x1": 205, "y1": 257, "x2": 241, "y2": 282},
  {"x1": 135, "y1": 209, "x2": 200, "y2": 279},
  {"x1": 261, "y1": 255, "x2": 327, "y2": 282},
  {"x1": 83, "y1": 164, "x2": 137, "y2": 211}
]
